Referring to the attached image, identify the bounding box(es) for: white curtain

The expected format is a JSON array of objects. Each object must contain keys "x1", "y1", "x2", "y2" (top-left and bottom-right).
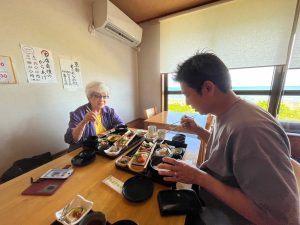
[
  {"x1": 160, "y1": 0, "x2": 297, "y2": 72},
  {"x1": 290, "y1": 9, "x2": 300, "y2": 69}
]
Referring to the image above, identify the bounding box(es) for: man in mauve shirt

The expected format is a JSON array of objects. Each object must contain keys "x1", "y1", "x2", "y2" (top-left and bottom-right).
[{"x1": 158, "y1": 52, "x2": 299, "y2": 225}]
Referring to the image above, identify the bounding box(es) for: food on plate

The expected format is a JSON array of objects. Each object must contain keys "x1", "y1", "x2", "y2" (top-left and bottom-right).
[
  {"x1": 98, "y1": 137, "x2": 107, "y2": 142},
  {"x1": 116, "y1": 156, "x2": 131, "y2": 167},
  {"x1": 99, "y1": 139, "x2": 108, "y2": 145},
  {"x1": 127, "y1": 130, "x2": 135, "y2": 138},
  {"x1": 136, "y1": 129, "x2": 147, "y2": 137},
  {"x1": 137, "y1": 155, "x2": 146, "y2": 163},
  {"x1": 144, "y1": 132, "x2": 158, "y2": 142},
  {"x1": 108, "y1": 146, "x2": 119, "y2": 152},
  {"x1": 115, "y1": 136, "x2": 129, "y2": 148},
  {"x1": 107, "y1": 134, "x2": 121, "y2": 143},
  {"x1": 143, "y1": 142, "x2": 153, "y2": 148},
  {"x1": 99, "y1": 140, "x2": 108, "y2": 146},
  {"x1": 114, "y1": 130, "x2": 136, "y2": 149},
  {"x1": 132, "y1": 152, "x2": 149, "y2": 166},
  {"x1": 138, "y1": 141, "x2": 153, "y2": 152},
  {"x1": 98, "y1": 138, "x2": 109, "y2": 149},
  {"x1": 156, "y1": 147, "x2": 171, "y2": 157},
  {"x1": 159, "y1": 143, "x2": 170, "y2": 149},
  {"x1": 172, "y1": 147, "x2": 184, "y2": 155},
  {"x1": 65, "y1": 207, "x2": 85, "y2": 223}
]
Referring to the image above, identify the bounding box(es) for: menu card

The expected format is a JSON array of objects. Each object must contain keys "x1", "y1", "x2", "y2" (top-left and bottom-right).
[{"x1": 102, "y1": 175, "x2": 124, "y2": 194}]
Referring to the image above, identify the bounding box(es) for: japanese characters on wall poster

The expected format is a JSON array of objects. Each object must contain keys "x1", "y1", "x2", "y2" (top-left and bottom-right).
[
  {"x1": 20, "y1": 44, "x2": 56, "y2": 83},
  {"x1": 60, "y1": 58, "x2": 82, "y2": 90},
  {"x1": 0, "y1": 55, "x2": 17, "y2": 84}
]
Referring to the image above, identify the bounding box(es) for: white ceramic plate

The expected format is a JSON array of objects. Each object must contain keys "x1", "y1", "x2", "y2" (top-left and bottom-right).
[
  {"x1": 55, "y1": 195, "x2": 93, "y2": 225},
  {"x1": 104, "y1": 145, "x2": 121, "y2": 156}
]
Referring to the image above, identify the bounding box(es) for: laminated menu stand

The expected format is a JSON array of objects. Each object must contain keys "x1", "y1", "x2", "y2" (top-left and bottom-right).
[{"x1": 21, "y1": 166, "x2": 72, "y2": 196}]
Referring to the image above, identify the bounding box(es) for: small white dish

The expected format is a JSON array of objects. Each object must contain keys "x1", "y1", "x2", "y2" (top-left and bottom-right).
[
  {"x1": 104, "y1": 145, "x2": 121, "y2": 156},
  {"x1": 55, "y1": 195, "x2": 93, "y2": 225}
]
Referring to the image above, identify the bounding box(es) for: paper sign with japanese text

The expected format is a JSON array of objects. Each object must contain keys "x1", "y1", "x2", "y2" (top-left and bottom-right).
[
  {"x1": 60, "y1": 58, "x2": 82, "y2": 90},
  {"x1": 20, "y1": 44, "x2": 56, "y2": 83},
  {"x1": 0, "y1": 55, "x2": 17, "y2": 84}
]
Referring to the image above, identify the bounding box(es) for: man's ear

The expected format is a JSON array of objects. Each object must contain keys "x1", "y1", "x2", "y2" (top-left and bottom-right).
[{"x1": 202, "y1": 81, "x2": 216, "y2": 96}]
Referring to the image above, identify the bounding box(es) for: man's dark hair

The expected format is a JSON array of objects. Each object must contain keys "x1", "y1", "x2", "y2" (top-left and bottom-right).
[{"x1": 175, "y1": 52, "x2": 232, "y2": 94}]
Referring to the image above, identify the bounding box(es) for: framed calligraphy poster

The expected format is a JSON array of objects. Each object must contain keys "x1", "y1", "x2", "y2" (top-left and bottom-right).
[
  {"x1": 60, "y1": 58, "x2": 82, "y2": 90},
  {"x1": 20, "y1": 44, "x2": 56, "y2": 83},
  {"x1": 0, "y1": 55, "x2": 17, "y2": 84}
]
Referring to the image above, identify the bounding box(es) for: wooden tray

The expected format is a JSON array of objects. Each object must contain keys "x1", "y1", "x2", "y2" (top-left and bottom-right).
[
  {"x1": 115, "y1": 140, "x2": 187, "y2": 186},
  {"x1": 96, "y1": 134, "x2": 145, "y2": 159}
]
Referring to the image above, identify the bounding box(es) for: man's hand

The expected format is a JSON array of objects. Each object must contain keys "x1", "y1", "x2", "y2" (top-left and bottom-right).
[
  {"x1": 181, "y1": 115, "x2": 199, "y2": 133},
  {"x1": 158, "y1": 157, "x2": 205, "y2": 184}
]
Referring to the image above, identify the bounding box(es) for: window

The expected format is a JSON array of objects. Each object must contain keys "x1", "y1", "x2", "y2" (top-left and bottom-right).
[
  {"x1": 162, "y1": 66, "x2": 300, "y2": 133},
  {"x1": 278, "y1": 69, "x2": 300, "y2": 121},
  {"x1": 230, "y1": 67, "x2": 274, "y2": 111},
  {"x1": 162, "y1": 73, "x2": 194, "y2": 112},
  {"x1": 163, "y1": 67, "x2": 275, "y2": 112}
]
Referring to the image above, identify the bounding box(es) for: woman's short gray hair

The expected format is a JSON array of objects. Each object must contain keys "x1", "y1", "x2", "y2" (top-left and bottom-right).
[{"x1": 85, "y1": 81, "x2": 110, "y2": 99}]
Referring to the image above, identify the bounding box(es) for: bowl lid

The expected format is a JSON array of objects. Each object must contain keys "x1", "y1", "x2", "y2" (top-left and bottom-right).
[{"x1": 122, "y1": 176, "x2": 153, "y2": 202}]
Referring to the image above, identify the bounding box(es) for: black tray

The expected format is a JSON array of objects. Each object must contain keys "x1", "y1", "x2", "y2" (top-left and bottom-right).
[
  {"x1": 82, "y1": 129, "x2": 128, "y2": 150},
  {"x1": 115, "y1": 139, "x2": 187, "y2": 187},
  {"x1": 96, "y1": 135, "x2": 145, "y2": 159}
]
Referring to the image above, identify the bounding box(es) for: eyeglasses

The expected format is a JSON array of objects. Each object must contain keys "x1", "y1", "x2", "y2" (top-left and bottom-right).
[{"x1": 92, "y1": 94, "x2": 109, "y2": 99}]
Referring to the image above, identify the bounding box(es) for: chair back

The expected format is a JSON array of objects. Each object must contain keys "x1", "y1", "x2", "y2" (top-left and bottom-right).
[
  {"x1": 197, "y1": 114, "x2": 215, "y2": 167},
  {"x1": 291, "y1": 159, "x2": 300, "y2": 212},
  {"x1": 144, "y1": 106, "x2": 157, "y2": 119}
]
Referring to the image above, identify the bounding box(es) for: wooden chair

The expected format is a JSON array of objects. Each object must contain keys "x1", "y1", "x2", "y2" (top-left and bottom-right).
[
  {"x1": 144, "y1": 106, "x2": 157, "y2": 119},
  {"x1": 288, "y1": 133, "x2": 300, "y2": 161},
  {"x1": 196, "y1": 114, "x2": 215, "y2": 167},
  {"x1": 291, "y1": 159, "x2": 300, "y2": 193}
]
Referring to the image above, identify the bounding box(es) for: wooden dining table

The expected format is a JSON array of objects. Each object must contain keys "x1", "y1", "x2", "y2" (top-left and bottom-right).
[
  {"x1": 0, "y1": 130, "x2": 200, "y2": 225},
  {"x1": 144, "y1": 111, "x2": 207, "y2": 134}
]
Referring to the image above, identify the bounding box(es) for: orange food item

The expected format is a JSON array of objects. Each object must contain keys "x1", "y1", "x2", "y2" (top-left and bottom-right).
[
  {"x1": 65, "y1": 207, "x2": 85, "y2": 223},
  {"x1": 137, "y1": 155, "x2": 146, "y2": 163}
]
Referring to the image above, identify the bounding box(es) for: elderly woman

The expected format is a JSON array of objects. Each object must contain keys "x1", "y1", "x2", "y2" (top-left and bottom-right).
[{"x1": 64, "y1": 81, "x2": 124, "y2": 150}]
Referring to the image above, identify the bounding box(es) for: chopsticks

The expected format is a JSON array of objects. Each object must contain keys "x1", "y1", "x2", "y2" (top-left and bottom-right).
[
  {"x1": 86, "y1": 106, "x2": 92, "y2": 113},
  {"x1": 143, "y1": 142, "x2": 157, "y2": 169},
  {"x1": 60, "y1": 202, "x2": 71, "y2": 222},
  {"x1": 164, "y1": 114, "x2": 198, "y2": 134}
]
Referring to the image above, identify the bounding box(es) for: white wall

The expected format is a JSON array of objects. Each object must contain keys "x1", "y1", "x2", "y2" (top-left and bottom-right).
[
  {"x1": 0, "y1": 0, "x2": 139, "y2": 174},
  {"x1": 138, "y1": 21, "x2": 161, "y2": 115}
]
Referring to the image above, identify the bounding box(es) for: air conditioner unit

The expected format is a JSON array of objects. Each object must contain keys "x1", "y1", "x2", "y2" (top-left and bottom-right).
[{"x1": 92, "y1": 0, "x2": 143, "y2": 47}]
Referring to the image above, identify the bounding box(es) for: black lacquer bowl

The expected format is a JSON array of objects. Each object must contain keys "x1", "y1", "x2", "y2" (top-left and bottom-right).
[{"x1": 71, "y1": 149, "x2": 96, "y2": 167}]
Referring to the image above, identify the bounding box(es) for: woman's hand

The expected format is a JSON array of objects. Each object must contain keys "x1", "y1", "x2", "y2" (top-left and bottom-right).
[
  {"x1": 158, "y1": 157, "x2": 206, "y2": 184},
  {"x1": 181, "y1": 115, "x2": 199, "y2": 133},
  {"x1": 83, "y1": 111, "x2": 97, "y2": 124}
]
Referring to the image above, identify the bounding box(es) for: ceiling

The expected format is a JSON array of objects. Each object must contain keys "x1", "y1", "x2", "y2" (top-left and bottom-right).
[{"x1": 110, "y1": 0, "x2": 225, "y2": 23}]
